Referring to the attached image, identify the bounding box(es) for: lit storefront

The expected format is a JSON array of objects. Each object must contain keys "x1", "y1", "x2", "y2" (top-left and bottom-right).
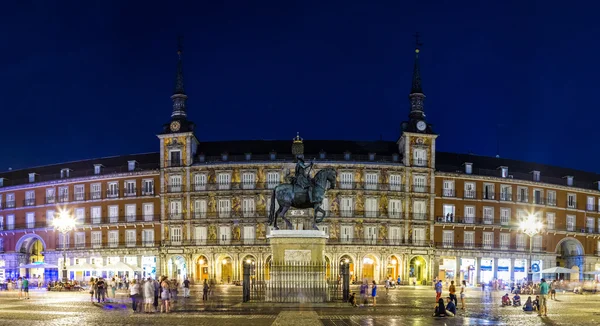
[
  {"x1": 438, "y1": 258, "x2": 456, "y2": 281},
  {"x1": 497, "y1": 259, "x2": 511, "y2": 281},
  {"x1": 514, "y1": 259, "x2": 527, "y2": 281},
  {"x1": 142, "y1": 256, "x2": 157, "y2": 279},
  {"x1": 480, "y1": 258, "x2": 494, "y2": 284},
  {"x1": 460, "y1": 258, "x2": 476, "y2": 285}
]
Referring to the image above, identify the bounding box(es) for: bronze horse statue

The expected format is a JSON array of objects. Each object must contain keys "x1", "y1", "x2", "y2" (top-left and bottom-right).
[{"x1": 268, "y1": 168, "x2": 337, "y2": 230}]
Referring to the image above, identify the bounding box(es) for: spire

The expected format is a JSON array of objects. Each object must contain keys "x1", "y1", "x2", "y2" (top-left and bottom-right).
[
  {"x1": 171, "y1": 37, "x2": 187, "y2": 119},
  {"x1": 410, "y1": 48, "x2": 423, "y2": 94},
  {"x1": 409, "y1": 33, "x2": 425, "y2": 119}
]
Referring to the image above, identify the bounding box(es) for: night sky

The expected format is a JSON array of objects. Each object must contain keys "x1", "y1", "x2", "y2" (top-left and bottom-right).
[{"x1": 2, "y1": 1, "x2": 598, "y2": 172}]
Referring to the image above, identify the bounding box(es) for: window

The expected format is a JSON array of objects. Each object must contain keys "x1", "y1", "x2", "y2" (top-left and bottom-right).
[
  {"x1": 442, "y1": 204, "x2": 455, "y2": 222},
  {"x1": 219, "y1": 226, "x2": 231, "y2": 245},
  {"x1": 107, "y1": 182, "x2": 119, "y2": 197},
  {"x1": 413, "y1": 200, "x2": 426, "y2": 220},
  {"x1": 6, "y1": 193, "x2": 15, "y2": 208},
  {"x1": 193, "y1": 174, "x2": 206, "y2": 191},
  {"x1": 74, "y1": 208, "x2": 85, "y2": 224},
  {"x1": 242, "y1": 198, "x2": 255, "y2": 217},
  {"x1": 443, "y1": 230, "x2": 454, "y2": 248},
  {"x1": 318, "y1": 224, "x2": 329, "y2": 236},
  {"x1": 533, "y1": 235, "x2": 542, "y2": 251},
  {"x1": 483, "y1": 207, "x2": 494, "y2": 225},
  {"x1": 194, "y1": 200, "x2": 207, "y2": 218},
  {"x1": 464, "y1": 182, "x2": 475, "y2": 199},
  {"x1": 26, "y1": 212, "x2": 35, "y2": 228},
  {"x1": 7, "y1": 215, "x2": 15, "y2": 230},
  {"x1": 341, "y1": 225, "x2": 353, "y2": 243},
  {"x1": 108, "y1": 205, "x2": 119, "y2": 223},
  {"x1": 243, "y1": 226, "x2": 255, "y2": 244},
  {"x1": 365, "y1": 198, "x2": 378, "y2": 217},
  {"x1": 546, "y1": 212, "x2": 555, "y2": 230},
  {"x1": 464, "y1": 206, "x2": 475, "y2": 224},
  {"x1": 44, "y1": 188, "x2": 55, "y2": 204},
  {"x1": 500, "y1": 208, "x2": 510, "y2": 226},
  {"x1": 587, "y1": 217, "x2": 595, "y2": 233},
  {"x1": 91, "y1": 231, "x2": 102, "y2": 248},
  {"x1": 365, "y1": 173, "x2": 378, "y2": 190},
  {"x1": 91, "y1": 183, "x2": 101, "y2": 200},
  {"x1": 500, "y1": 233, "x2": 510, "y2": 250},
  {"x1": 340, "y1": 172, "x2": 354, "y2": 189},
  {"x1": 413, "y1": 175, "x2": 426, "y2": 192},
  {"x1": 217, "y1": 173, "x2": 231, "y2": 190},
  {"x1": 60, "y1": 169, "x2": 70, "y2": 178},
  {"x1": 517, "y1": 187, "x2": 528, "y2": 203},
  {"x1": 0, "y1": 215, "x2": 3, "y2": 230},
  {"x1": 91, "y1": 207, "x2": 101, "y2": 224},
  {"x1": 108, "y1": 231, "x2": 119, "y2": 248},
  {"x1": 46, "y1": 210, "x2": 55, "y2": 226},
  {"x1": 141, "y1": 179, "x2": 154, "y2": 195},
  {"x1": 413, "y1": 148, "x2": 427, "y2": 166},
  {"x1": 25, "y1": 191, "x2": 35, "y2": 206},
  {"x1": 464, "y1": 231, "x2": 474, "y2": 248},
  {"x1": 170, "y1": 150, "x2": 181, "y2": 167},
  {"x1": 58, "y1": 186, "x2": 69, "y2": 203},
  {"x1": 588, "y1": 197, "x2": 595, "y2": 211},
  {"x1": 128, "y1": 161, "x2": 136, "y2": 171},
  {"x1": 388, "y1": 226, "x2": 402, "y2": 245},
  {"x1": 567, "y1": 194, "x2": 576, "y2": 208},
  {"x1": 341, "y1": 197, "x2": 353, "y2": 217},
  {"x1": 170, "y1": 227, "x2": 182, "y2": 245},
  {"x1": 515, "y1": 234, "x2": 525, "y2": 249},
  {"x1": 242, "y1": 172, "x2": 256, "y2": 189},
  {"x1": 442, "y1": 180, "x2": 455, "y2": 197},
  {"x1": 94, "y1": 165, "x2": 102, "y2": 175},
  {"x1": 218, "y1": 199, "x2": 231, "y2": 218},
  {"x1": 365, "y1": 226, "x2": 377, "y2": 244},
  {"x1": 142, "y1": 229, "x2": 154, "y2": 247},
  {"x1": 75, "y1": 232, "x2": 85, "y2": 248},
  {"x1": 143, "y1": 203, "x2": 154, "y2": 221},
  {"x1": 126, "y1": 230, "x2": 136, "y2": 247},
  {"x1": 169, "y1": 175, "x2": 182, "y2": 192},
  {"x1": 58, "y1": 233, "x2": 70, "y2": 249},
  {"x1": 194, "y1": 226, "x2": 207, "y2": 245},
  {"x1": 412, "y1": 228, "x2": 426, "y2": 246},
  {"x1": 125, "y1": 204, "x2": 136, "y2": 222},
  {"x1": 566, "y1": 215, "x2": 575, "y2": 231},
  {"x1": 390, "y1": 175, "x2": 402, "y2": 191},
  {"x1": 125, "y1": 181, "x2": 136, "y2": 196},
  {"x1": 388, "y1": 199, "x2": 402, "y2": 218},
  {"x1": 547, "y1": 191, "x2": 556, "y2": 206},
  {"x1": 483, "y1": 232, "x2": 494, "y2": 249},
  {"x1": 483, "y1": 184, "x2": 495, "y2": 200},
  {"x1": 533, "y1": 189, "x2": 542, "y2": 205},
  {"x1": 500, "y1": 185, "x2": 512, "y2": 201},
  {"x1": 267, "y1": 172, "x2": 280, "y2": 189},
  {"x1": 71, "y1": 184, "x2": 84, "y2": 201},
  {"x1": 170, "y1": 201, "x2": 182, "y2": 219}
]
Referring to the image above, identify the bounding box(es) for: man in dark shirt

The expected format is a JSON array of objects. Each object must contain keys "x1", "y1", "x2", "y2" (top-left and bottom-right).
[
  {"x1": 183, "y1": 277, "x2": 190, "y2": 298},
  {"x1": 95, "y1": 278, "x2": 106, "y2": 303}
]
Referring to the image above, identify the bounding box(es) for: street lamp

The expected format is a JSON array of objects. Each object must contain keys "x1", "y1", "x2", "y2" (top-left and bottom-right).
[
  {"x1": 519, "y1": 213, "x2": 543, "y2": 283},
  {"x1": 52, "y1": 210, "x2": 76, "y2": 282}
]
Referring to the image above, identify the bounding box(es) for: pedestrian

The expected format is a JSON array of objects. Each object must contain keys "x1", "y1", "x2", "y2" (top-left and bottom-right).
[
  {"x1": 96, "y1": 277, "x2": 106, "y2": 303},
  {"x1": 89, "y1": 277, "x2": 96, "y2": 303},
  {"x1": 110, "y1": 277, "x2": 117, "y2": 299},
  {"x1": 144, "y1": 277, "x2": 155, "y2": 313},
  {"x1": 202, "y1": 279, "x2": 209, "y2": 301},
  {"x1": 538, "y1": 278, "x2": 549, "y2": 317},
  {"x1": 371, "y1": 280, "x2": 378, "y2": 306},
  {"x1": 153, "y1": 277, "x2": 160, "y2": 312},
  {"x1": 183, "y1": 277, "x2": 190, "y2": 298},
  {"x1": 435, "y1": 280, "x2": 443, "y2": 301},
  {"x1": 385, "y1": 277, "x2": 390, "y2": 295},
  {"x1": 22, "y1": 277, "x2": 29, "y2": 299},
  {"x1": 130, "y1": 279, "x2": 140, "y2": 312},
  {"x1": 460, "y1": 280, "x2": 467, "y2": 310},
  {"x1": 550, "y1": 280, "x2": 556, "y2": 300},
  {"x1": 359, "y1": 281, "x2": 368, "y2": 306},
  {"x1": 161, "y1": 277, "x2": 171, "y2": 313},
  {"x1": 17, "y1": 277, "x2": 22, "y2": 299},
  {"x1": 397, "y1": 275, "x2": 401, "y2": 286},
  {"x1": 449, "y1": 280, "x2": 457, "y2": 306}
]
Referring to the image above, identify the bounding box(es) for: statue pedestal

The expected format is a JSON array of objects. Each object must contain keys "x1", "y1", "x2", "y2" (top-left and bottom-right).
[{"x1": 266, "y1": 230, "x2": 329, "y2": 302}]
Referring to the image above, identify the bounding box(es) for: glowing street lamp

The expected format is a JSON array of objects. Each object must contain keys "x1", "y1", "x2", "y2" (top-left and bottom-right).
[
  {"x1": 52, "y1": 210, "x2": 76, "y2": 282},
  {"x1": 520, "y1": 213, "x2": 543, "y2": 282}
]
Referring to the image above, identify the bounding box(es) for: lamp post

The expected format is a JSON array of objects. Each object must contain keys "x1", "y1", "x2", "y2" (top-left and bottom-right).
[
  {"x1": 52, "y1": 210, "x2": 76, "y2": 282},
  {"x1": 519, "y1": 213, "x2": 543, "y2": 283}
]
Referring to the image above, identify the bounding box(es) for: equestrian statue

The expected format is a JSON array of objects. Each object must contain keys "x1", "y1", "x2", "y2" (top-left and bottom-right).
[{"x1": 268, "y1": 158, "x2": 337, "y2": 230}]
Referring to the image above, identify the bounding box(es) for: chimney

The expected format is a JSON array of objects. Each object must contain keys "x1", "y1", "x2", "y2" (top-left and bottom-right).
[
  {"x1": 532, "y1": 170, "x2": 540, "y2": 182},
  {"x1": 28, "y1": 173, "x2": 38, "y2": 183},
  {"x1": 127, "y1": 160, "x2": 138, "y2": 172},
  {"x1": 499, "y1": 166, "x2": 508, "y2": 178},
  {"x1": 464, "y1": 162, "x2": 473, "y2": 175},
  {"x1": 94, "y1": 164, "x2": 104, "y2": 175}
]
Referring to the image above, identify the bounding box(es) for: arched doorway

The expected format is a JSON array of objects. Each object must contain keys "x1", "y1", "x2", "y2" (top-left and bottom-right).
[
  {"x1": 16, "y1": 234, "x2": 55, "y2": 282},
  {"x1": 264, "y1": 256, "x2": 272, "y2": 281},
  {"x1": 339, "y1": 255, "x2": 354, "y2": 283},
  {"x1": 410, "y1": 256, "x2": 427, "y2": 284},
  {"x1": 386, "y1": 255, "x2": 401, "y2": 281},
  {"x1": 168, "y1": 255, "x2": 187, "y2": 284},
  {"x1": 324, "y1": 256, "x2": 331, "y2": 280},
  {"x1": 218, "y1": 255, "x2": 233, "y2": 284},
  {"x1": 361, "y1": 254, "x2": 378, "y2": 283},
  {"x1": 556, "y1": 238, "x2": 584, "y2": 281},
  {"x1": 195, "y1": 255, "x2": 209, "y2": 282}
]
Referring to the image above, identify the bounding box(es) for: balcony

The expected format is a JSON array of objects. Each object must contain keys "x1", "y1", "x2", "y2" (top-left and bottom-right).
[
  {"x1": 516, "y1": 195, "x2": 528, "y2": 203},
  {"x1": 90, "y1": 191, "x2": 103, "y2": 200},
  {"x1": 411, "y1": 213, "x2": 427, "y2": 220},
  {"x1": 413, "y1": 158, "x2": 427, "y2": 167},
  {"x1": 499, "y1": 193, "x2": 512, "y2": 202},
  {"x1": 124, "y1": 189, "x2": 138, "y2": 197},
  {"x1": 463, "y1": 191, "x2": 476, "y2": 199},
  {"x1": 167, "y1": 185, "x2": 183, "y2": 193},
  {"x1": 106, "y1": 189, "x2": 120, "y2": 198},
  {"x1": 23, "y1": 199, "x2": 36, "y2": 207},
  {"x1": 567, "y1": 201, "x2": 577, "y2": 209},
  {"x1": 434, "y1": 242, "x2": 546, "y2": 252},
  {"x1": 442, "y1": 189, "x2": 455, "y2": 197},
  {"x1": 587, "y1": 204, "x2": 596, "y2": 212},
  {"x1": 547, "y1": 198, "x2": 557, "y2": 206},
  {"x1": 58, "y1": 195, "x2": 70, "y2": 203},
  {"x1": 45, "y1": 196, "x2": 56, "y2": 204},
  {"x1": 482, "y1": 192, "x2": 495, "y2": 200},
  {"x1": 167, "y1": 160, "x2": 182, "y2": 168},
  {"x1": 6, "y1": 201, "x2": 15, "y2": 209},
  {"x1": 141, "y1": 187, "x2": 155, "y2": 196},
  {"x1": 169, "y1": 213, "x2": 183, "y2": 220},
  {"x1": 412, "y1": 185, "x2": 429, "y2": 193},
  {"x1": 532, "y1": 197, "x2": 545, "y2": 205}
]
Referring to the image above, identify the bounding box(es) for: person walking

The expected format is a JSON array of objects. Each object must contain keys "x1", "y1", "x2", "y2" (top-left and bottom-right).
[
  {"x1": 183, "y1": 277, "x2": 190, "y2": 298},
  {"x1": 202, "y1": 279, "x2": 209, "y2": 301},
  {"x1": 144, "y1": 277, "x2": 155, "y2": 313},
  {"x1": 89, "y1": 277, "x2": 96, "y2": 303},
  {"x1": 435, "y1": 280, "x2": 443, "y2": 301},
  {"x1": 160, "y1": 277, "x2": 171, "y2": 313},
  {"x1": 449, "y1": 280, "x2": 457, "y2": 306},
  {"x1": 17, "y1": 277, "x2": 22, "y2": 299},
  {"x1": 110, "y1": 277, "x2": 117, "y2": 299},
  {"x1": 130, "y1": 279, "x2": 140, "y2": 313},
  {"x1": 359, "y1": 281, "x2": 368, "y2": 306},
  {"x1": 460, "y1": 280, "x2": 467, "y2": 310},
  {"x1": 538, "y1": 278, "x2": 549, "y2": 317},
  {"x1": 371, "y1": 280, "x2": 378, "y2": 306},
  {"x1": 22, "y1": 277, "x2": 29, "y2": 299}
]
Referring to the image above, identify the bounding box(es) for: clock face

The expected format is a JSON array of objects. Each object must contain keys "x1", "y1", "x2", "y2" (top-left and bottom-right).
[
  {"x1": 170, "y1": 121, "x2": 181, "y2": 132},
  {"x1": 416, "y1": 120, "x2": 426, "y2": 131}
]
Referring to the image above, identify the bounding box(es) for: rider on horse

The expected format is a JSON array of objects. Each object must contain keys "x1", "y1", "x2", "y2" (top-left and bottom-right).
[{"x1": 292, "y1": 157, "x2": 316, "y2": 203}]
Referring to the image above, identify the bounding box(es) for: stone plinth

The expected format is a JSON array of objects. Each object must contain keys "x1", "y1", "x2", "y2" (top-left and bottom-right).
[{"x1": 267, "y1": 230, "x2": 328, "y2": 264}]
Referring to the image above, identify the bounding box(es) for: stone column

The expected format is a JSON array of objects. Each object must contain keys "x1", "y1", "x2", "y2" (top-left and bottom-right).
[
  {"x1": 455, "y1": 256, "x2": 461, "y2": 283},
  {"x1": 510, "y1": 258, "x2": 515, "y2": 282},
  {"x1": 476, "y1": 257, "x2": 482, "y2": 285},
  {"x1": 493, "y1": 257, "x2": 499, "y2": 280}
]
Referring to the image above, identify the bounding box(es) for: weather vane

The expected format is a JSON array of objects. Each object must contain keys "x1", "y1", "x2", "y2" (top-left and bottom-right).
[{"x1": 413, "y1": 32, "x2": 423, "y2": 49}]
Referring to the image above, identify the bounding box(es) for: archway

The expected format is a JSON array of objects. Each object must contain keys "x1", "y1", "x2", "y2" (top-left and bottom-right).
[
  {"x1": 339, "y1": 255, "x2": 354, "y2": 283},
  {"x1": 217, "y1": 255, "x2": 233, "y2": 284},
  {"x1": 556, "y1": 238, "x2": 584, "y2": 281},
  {"x1": 361, "y1": 254, "x2": 378, "y2": 283},
  {"x1": 264, "y1": 255, "x2": 272, "y2": 281},
  {"x1": 16, "y1": 234, "x2": 55, "y2": 282},
  {"x1": 195, "y1": 255, "x2": 209, "y2": 282},
  {"x1": 324, "y1": 256, "x2": 331, "y2": 280},
  {"x1": 410, "y1": 256, "x2": 427, "y2": 284},
  {"x1": 168, "y1": 255, "x2": 187, "y2": 284},
  {"x1": 386, "y1": 255, "x2": 401, "y2": 282}
]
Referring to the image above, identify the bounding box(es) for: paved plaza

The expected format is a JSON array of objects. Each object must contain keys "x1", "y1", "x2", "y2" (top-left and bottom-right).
[{"x1": 1, "y1": 285, "x2": 599, "y2": 325}]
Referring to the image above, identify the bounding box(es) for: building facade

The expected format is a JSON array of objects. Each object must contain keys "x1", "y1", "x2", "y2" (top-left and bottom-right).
[{"x1": 1, "y1": 46, "x2": 599, "y2": 285}]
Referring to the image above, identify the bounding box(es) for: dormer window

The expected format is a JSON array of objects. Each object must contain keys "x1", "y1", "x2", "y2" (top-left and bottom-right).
[
  {"x1": 60, "y1": 168, "x2": 71, "y2": 178},
  {"x1": 0, "y1": 178, "x2": 5, "y2": 187},
  {"x1": 499, "y1": 166, "x2": 508, "y2": 178},
  {"x1": 169, "y1": 150, "x2": 182, "y2": 167},
  {"x1": 28, "y1": 173, "x2": 38, "y2": 183},
  {"x1": 94, "y1": 164, "x2": 103, "y2": 175},
  {"x1": 245, "y1": 153, "x2": 252, "y2": 161},
  {"x1": 128, "y1": 160, "x2": 137, "y2": 172},
  {"x1": 566, "y1": 176, "x2": 574, "y2": 186},
  {"x1": 319, "y1": 151, "x2": 326, "y2": 159},
  {"x1": 344, "y1": 152, "x2": 351, "y2": 161},
  {"x1": 532, "y1": 171, "x2": 540, "y2": 182},
  {"x1": 198, "y1": 153, "x2": 206, "y2": 163},
  {"x1": 368, "y1": 153, "x2": 376, "y2": 161},
  {"x1": 221, "y1": 152, "x2": 228, "y2": 161},
  {"x1": 464, "y1": 163, "x2": 472, "y2": 174},
  {"x1": 270, "y1": 151, "x2": 277, "y2": 161},
  {"x1": 392, "y1": 153, "x2": 399, "y2": 162}
]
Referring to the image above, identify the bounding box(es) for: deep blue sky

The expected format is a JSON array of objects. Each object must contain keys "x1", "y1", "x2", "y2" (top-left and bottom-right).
[{"x1": 1, "y1": 1, "x2": 599, "y2": 172}]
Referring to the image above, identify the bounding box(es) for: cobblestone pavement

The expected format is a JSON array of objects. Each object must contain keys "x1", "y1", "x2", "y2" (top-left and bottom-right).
[{"x1": 1, "y1": 285, "x2": 600, "y2": 325}]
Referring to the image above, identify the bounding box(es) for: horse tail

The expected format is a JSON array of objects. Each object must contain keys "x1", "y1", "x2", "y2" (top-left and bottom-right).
[{"x1": 268, "y1": 188, "x2": 276, "y2": 225}]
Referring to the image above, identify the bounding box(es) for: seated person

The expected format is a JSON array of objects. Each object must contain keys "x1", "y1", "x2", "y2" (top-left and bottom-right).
[
  {"x1": 523, "y1": 296, "x2": 534, "y2": 312},
  {"x1": 445, "y1": 297, "x2": 456, "y2": 316},
  {"x1": 532, "y1": 296, "x2": 540, "y2": 311},
  {"x1": 433, "y1": 298, "x2": 450, "y2": 317},
  {"x1": 513, "y1": 293, "x2": 522, "y2": 306},
  {"x1": 501, "y1": 293, "x2": 512, "y2": 306},
  {"x1": 348, "y1": 292, "x2": 357, "y2": 307}
]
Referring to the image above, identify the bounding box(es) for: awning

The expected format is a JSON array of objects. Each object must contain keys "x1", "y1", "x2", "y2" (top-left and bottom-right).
[
  {"x1": 68, "y1": 263, "x2": 98, "y2": 271},
  {"x1": 20, "y1": 262, "x2": 59, "y2": 269}
]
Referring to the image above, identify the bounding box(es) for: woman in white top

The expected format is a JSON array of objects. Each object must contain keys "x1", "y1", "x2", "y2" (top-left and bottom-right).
[{"x1": 460, "y1": 280, "x2": 467, "y2": 310}]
